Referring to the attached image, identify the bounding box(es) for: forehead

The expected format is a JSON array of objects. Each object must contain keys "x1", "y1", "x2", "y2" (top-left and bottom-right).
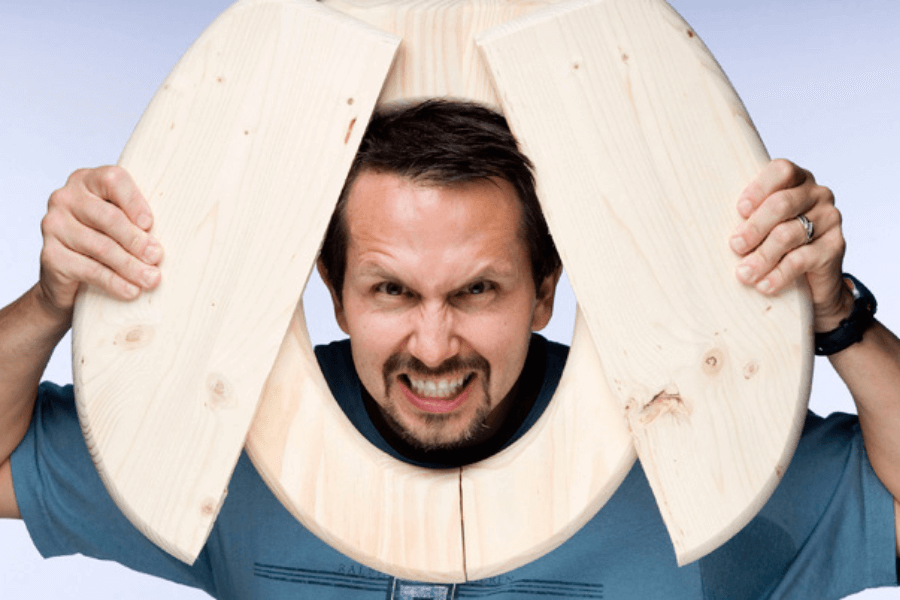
[{"x1": 343, "y1": 170, "x2": 525, "y2": 242}]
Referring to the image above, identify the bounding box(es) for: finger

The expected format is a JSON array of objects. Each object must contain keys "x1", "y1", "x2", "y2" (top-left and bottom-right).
[
  {"x1": 731, "y1": 185, "x2": 819, "y2": 256},
  {"x1": 55, "y1": 215, "x2": 161, "y2": 291},
  {"x1": 69, "y1": 184, "x2": 163, "y2": 266},
  {"x1": 735, "y1": 215, "x2": 816, "y2": 286},
  {"x1": 80, "y1": 166, "x2": 154, "y2": 231},
  {"x1": 749, "y1": 242, "x2": 817, "y2": 295},
  {"x1": 736, "y1": 159, "x2": 808, "y2": 219},
  {"x1": 747, "y1": 227, "x2": 844, "y2": 297},
  {"x1": 42, "y1": 239, "x2": 142, "y2": 302}
]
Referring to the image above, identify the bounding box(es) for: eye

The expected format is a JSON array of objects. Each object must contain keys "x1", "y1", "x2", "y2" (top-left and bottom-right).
[
  {"x1": 467, "y1": 281, "x2": 488, "y2": 295},
  {"x1": 376, "y1": 281, "x2": 406, "y2": 296}
]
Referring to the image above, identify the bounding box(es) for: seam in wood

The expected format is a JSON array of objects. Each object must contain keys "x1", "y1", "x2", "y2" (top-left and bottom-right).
[{"x1": 458, "y1": 467, "x2": 468, "y2": 582}]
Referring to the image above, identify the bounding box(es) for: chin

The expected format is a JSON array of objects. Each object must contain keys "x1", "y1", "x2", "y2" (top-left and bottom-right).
[{"x1": 392, "y1": 406, "x2": 492, "y2": 451}]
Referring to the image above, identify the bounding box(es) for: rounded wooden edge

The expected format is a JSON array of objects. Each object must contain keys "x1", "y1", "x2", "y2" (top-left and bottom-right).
[
  {"x1": 478, "y1": 0, "x2": 816, "y2": 566},
  {"x1": 246, "y1": 301, "x2": 635, "y2": 582},
  {"x1": 460, "y1": 309, "x2": 636, "y2": 579},
  {"x1": 673, "y1": 282, "x2": 814, "y2": 566},
  {"x1": 71, "y1": 0, "x2": 400, "y2": 564}
]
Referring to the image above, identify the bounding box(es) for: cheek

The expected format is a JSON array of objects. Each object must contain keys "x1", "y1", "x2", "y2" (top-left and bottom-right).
[
  {"x1": 344, "y1": 305, "x2": 407, "y2": 385},
  {"x1": 463, "y1": 299, "x2": 535, "y2": 389}
]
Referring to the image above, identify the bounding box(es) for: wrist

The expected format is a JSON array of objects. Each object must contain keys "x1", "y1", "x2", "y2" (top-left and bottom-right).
[
  {"x1": 814, "y1": 274, "x2": 877, "y2": 356},
  {"x1": 29, "y1": 283, "x2": 74, "y2": 334},
  {"x1": 814, "y1": 278, "x2": 856, "y2": 333}
]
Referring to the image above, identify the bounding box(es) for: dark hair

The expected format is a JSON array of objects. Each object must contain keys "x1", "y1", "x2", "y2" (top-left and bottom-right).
[{"x1": 319, "y1": 99, "x2": 561, "y2": 301}]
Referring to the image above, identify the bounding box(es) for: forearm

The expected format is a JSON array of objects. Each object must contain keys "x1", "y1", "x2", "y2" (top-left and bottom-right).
[
  {"x1": 828, "y1": 320, "x2": 900, "y2": 499},
  {"x1": 0, "y1": 284, "x2": 72, "y2": 461}
]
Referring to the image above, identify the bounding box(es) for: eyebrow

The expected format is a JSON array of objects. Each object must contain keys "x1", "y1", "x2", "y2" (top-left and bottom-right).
[{"x1": 357, "y1": 260, "x2": 517, "y2": 289}]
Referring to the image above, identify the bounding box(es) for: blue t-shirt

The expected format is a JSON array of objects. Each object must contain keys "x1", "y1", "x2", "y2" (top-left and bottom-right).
[{"x1": 11, "y1": 337, "x2": 898, "y2": 599}]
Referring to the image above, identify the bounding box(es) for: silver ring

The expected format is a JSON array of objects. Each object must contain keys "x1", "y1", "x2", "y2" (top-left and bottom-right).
[{"x1": 797, "y1": 214, "x2": 814, "y2": 244}]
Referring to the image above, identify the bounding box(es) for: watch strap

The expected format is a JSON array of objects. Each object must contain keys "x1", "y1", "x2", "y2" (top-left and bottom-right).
[{"x1": 814, "y1": 273, "x2": 877, "y2": 356}]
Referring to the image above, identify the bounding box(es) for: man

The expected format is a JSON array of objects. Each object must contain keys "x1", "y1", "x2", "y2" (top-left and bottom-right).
[{"x1": 1, "y1": 100, "x2": 899, "y2": 598}]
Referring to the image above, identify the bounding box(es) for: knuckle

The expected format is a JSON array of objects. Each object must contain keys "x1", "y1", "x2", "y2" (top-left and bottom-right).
[
  {"x1": 96, "y1": 165, "x2": 125, "y2": 188},
  {"x1": 745, "y1": 219, "x2": 766, "y2": 244},
  {"x1": 47, "y1": 187, "x2": 73, "y2": 211},
  {"x1": 88, "y1": 235, "x2": 114, "y2": 259},
  {"x1": 826, "y1": 231, "x2": 847, "y2": 258},
  {"x1": 822, "y1": 204, "x2": 842, "y2": 229},
  {"x1": 770, "y1": 191, "x2": 793, "y2": 217},
  {"x1": 85, "y1": 261, "x2": 107, "y2": 286},
  {"x1": 128, "y1": 231, "x2": 147, "y2": 255},
  {"x1": 782, "y1": 250, "x2": 805, "y2": 273},
  {"x1": 771, "y1": 223, "x2": 795, "y2": 246},
  {"x1": 66, "y1": 168, "x2": 90, "y2": 185},
  {"x1": 40, "y1": 212, "x2": 57, "y2": 237},
  {"x1": 90, "y1": 199, "x2": 120, "y2": 231},
  {"x1": 751, "y1": 245, "x2": 772, "y2": 268},
  {"x1": 815, "y1": 184, "x2": 835, "y2": 206},
  {"x1": 771, "y1": 158, "x2": 795, "y2": 181}
]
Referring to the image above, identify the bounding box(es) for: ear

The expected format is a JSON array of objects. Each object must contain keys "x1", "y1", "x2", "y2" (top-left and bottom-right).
[
  {"x1": 317, "y1": 258, "x2": 350, "y2": 335},
  {"x1": 531, "y1": 266, "x2": 563, "y2": 332}
]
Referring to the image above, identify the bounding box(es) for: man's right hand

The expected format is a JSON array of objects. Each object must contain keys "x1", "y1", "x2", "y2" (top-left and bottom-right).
[
  {"x1": 38, "y1": 166, "x2": 162, "y2": 316},
  {"x1": 1, "y1": 166, "x2": 162, "y2": 517}
]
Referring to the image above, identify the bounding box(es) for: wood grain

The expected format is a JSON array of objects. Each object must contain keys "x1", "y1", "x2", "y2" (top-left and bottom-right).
[
  {"x1": 248, "y1": 0, "x2": 635, "y2": 582},
  {"x1": 326, "y1": 0, "x2": 559, "y2": 107},
  {"x1": 460, "y1": 310, "x2": 635, "y2": 579},
  {"x1": 247, "y1": 303, "x2": 466, "y2": 581},
  {"x1": 478, "y1": 0, "x2": 812, "y2": 564},
  {"x1": 72, "y1": 0, "x2": 399, "y2": 563}
]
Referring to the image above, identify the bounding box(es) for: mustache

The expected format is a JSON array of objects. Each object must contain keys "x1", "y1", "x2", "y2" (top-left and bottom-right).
[{"x1": 383, "y1": 353, "x2": 490, "y2": 382}]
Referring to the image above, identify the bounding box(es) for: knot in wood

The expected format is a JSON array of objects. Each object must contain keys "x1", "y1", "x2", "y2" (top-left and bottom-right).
[
  {"x1": 114, "y1": 325, "x2": 154, "y2": 350},
  {"x1": 703, "y1": 349, "x2": 724, "y2": 375},
  {"x1": 205, "y1": 373, "x2": 234, "y2": 409},
  {"x1": 743, "y1": 360, "x2": 760, "y2": 380}
]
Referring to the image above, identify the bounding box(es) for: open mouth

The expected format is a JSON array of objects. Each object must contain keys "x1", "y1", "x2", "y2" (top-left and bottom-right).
[{"x1": 398, "y1": 373, "x2": 476, "y2": 414}]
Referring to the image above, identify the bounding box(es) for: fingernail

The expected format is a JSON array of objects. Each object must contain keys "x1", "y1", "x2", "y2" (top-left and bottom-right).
[
  {"x1": 737, "y1": 264, "x2": 754, "y2": 283},
  {"x1": 729, "y1": 236, "x2": 747, "y2": 254},
  {"x1": 137, "y1": 213, "x2": 152, "y2": 230},
  {"x1": 757, "y1": 279, "x2": 773, "y2": 293},
  {"x1": 143, "y1": 267, "x2": 160, "y2": 288},
  {"x1": 738, "y1": 199, "x2": 753, "y2": 217},
  {"x1": 124, "y1": 283, "x2": 140, "y2": 298},
  {"x1": 144, "y1": 238, "x2": 162, "y2": 263}
]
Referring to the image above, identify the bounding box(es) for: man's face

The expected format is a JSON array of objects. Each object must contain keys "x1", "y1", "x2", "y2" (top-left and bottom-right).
[{"x1": 323, "y1": 170, "x2": 556, "y2": 450}]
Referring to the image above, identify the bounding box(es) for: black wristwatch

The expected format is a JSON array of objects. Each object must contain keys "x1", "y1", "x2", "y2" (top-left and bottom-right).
[{"x1": 814, "y1": 273, "x2": 877, "y2": 356}]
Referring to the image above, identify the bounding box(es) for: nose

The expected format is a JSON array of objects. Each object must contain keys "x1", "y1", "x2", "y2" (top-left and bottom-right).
[{"x1": 407, "y1": 302, "x2": 460, "y2": 368}]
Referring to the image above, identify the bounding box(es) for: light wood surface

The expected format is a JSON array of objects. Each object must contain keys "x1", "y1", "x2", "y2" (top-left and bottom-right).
[
  {"x1": 247, "y1": 303, "x2": 466, "y2": 581},
  {"x1": 72, "y1": 0, "x2": 813, "y2": 578},
  {"x1": 72, "y1": 0, "x2": 399, "y2": 563},
  {"x1": 247, "y1": 0, "x2": 635, "y2": 582},
  {"x1": 460, "y1": 311, "x2": 635, "y2": 579},
  {"x1": 325, "y1": 0, "x2": 558, "y2": 107},
  {"x1": 478, "y1": 0, "x2": 812, "y2": 565}
]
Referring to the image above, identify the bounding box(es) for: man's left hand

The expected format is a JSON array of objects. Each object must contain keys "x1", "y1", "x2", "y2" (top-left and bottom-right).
[{"x1": 729, "y1": 159, "x2": 854, "y2": 332}]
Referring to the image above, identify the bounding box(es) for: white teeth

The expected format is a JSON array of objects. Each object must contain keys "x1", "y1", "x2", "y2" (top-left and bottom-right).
[{"x1": 409, "y1": 375, "x2": 467, "y2": 398}]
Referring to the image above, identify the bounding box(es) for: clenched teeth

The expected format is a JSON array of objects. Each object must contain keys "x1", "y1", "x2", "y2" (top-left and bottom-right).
[{"x1": 407, "y1": 374, "x2": 470, "y2": 398}]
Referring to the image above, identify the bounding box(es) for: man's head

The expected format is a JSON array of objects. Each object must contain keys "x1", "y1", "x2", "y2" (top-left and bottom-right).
[
  {"x1": 318, "y1": 100, "x2": 562, "y2": 452},
  {"x1": 319, "y1": 99, "x2": 560, "y2": 303}
]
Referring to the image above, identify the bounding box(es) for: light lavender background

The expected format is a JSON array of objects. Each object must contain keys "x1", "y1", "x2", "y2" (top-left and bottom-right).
[{"x1": 1, "y1": 0, "x2": 898, "y2": 597}]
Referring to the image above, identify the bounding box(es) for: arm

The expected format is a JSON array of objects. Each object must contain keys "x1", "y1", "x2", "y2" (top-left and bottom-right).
[
  {"x1": 0, "y1": 166, "x2": 162, "y2": 519},
  {"x1": 728, "y1": 159, "x2": 900, "y2": 551}
]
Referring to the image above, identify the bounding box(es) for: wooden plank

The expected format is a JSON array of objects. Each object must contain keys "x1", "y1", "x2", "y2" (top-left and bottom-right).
[
  {"x1": 478, "y1": 0, "x2": 812, "y2": 564},
  {"x1": 248, "y1": 0, "x2": 634, "y2": 582},
  {"x1": 247, "y1": 303, "x2": 466, "y2": 581},
  {"x1": 460, "y1": 310, "x2": 634, "y2": 579},
  {"x1": 325, "y1": 0, "x2": 560, "y2": 107},
  {"x1": 72, "y1": 0, "x2": 399, "y2": 563}
]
